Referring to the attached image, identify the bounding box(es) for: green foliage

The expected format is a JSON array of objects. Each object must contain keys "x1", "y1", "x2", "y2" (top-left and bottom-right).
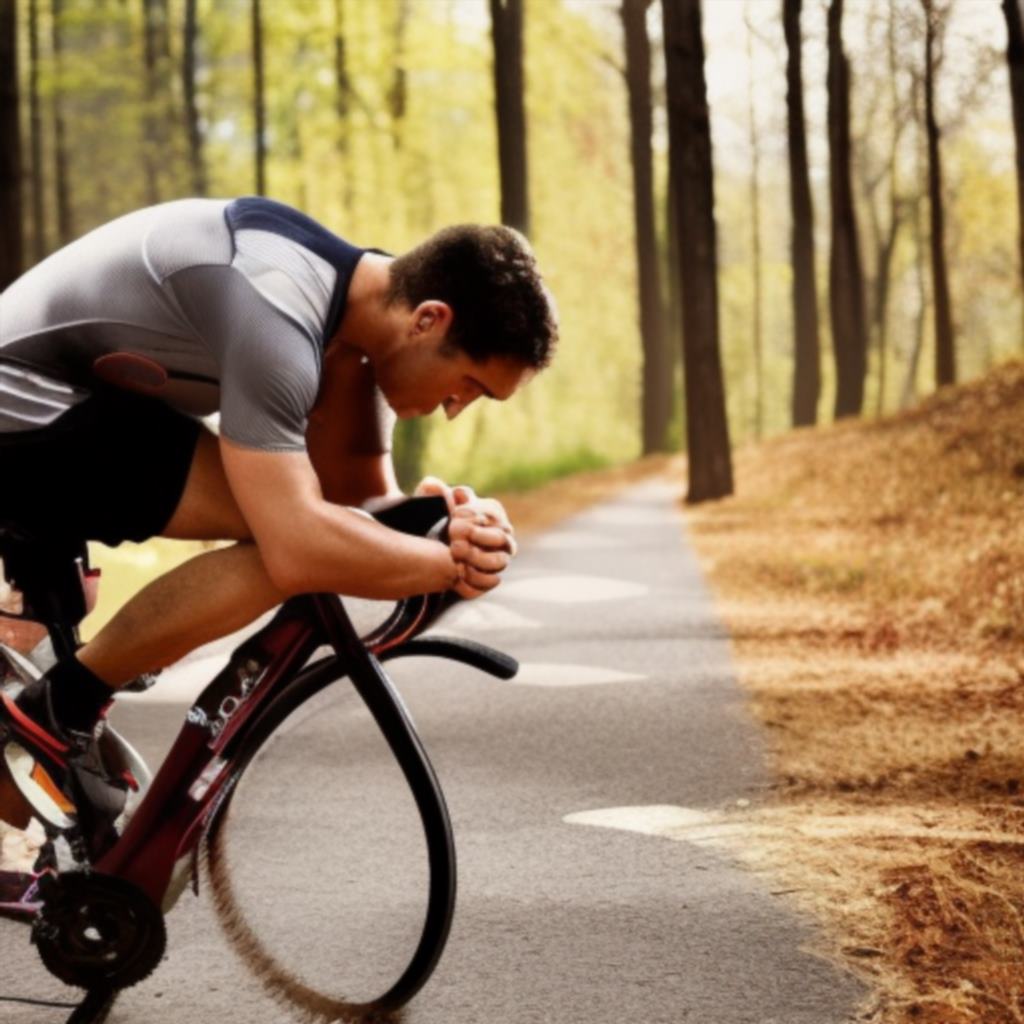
[
  {"x1": 13, "y1": 0, "x2": 1023, "y2": 488},
  {"x1": 469, "y1": 446, "x2": 613, "y2": 496}
]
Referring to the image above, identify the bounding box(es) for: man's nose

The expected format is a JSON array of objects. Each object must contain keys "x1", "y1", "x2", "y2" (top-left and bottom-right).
[{"x1": 444, "y1": 393, "x2": 480, "y2": 420}]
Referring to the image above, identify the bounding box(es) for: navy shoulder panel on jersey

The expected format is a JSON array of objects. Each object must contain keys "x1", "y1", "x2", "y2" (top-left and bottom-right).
[{"x1": 225, "y1": 197, "x2": 366, "y2": 342}]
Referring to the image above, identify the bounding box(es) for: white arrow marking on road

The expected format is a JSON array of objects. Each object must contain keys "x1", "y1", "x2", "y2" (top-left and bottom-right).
[
  {"x1": 564, "y1": 805, "x2": 719, "y2": 836},
  {"x1": 529, "y1": 531, "x2": 631, "y2": 551},
  {"x1": 501, "y1": 574, "x2": 649, "y2": 604},
  {"x1": 513, "y1": 663, "x2": 647, "y2": 687},
  {"x1": 436, "y1": 601, "x2": 542, "y2": 632}
]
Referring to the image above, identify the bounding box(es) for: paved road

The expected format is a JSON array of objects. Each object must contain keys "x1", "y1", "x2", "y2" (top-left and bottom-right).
[{"x1": 0, "y1": 479, "x2": 865, "y2": 1023}]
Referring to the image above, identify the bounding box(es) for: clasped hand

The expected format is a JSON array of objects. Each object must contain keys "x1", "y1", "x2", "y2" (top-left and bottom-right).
[{"x1": 414, "y1": 476, "x2": 516, "y2": 600}]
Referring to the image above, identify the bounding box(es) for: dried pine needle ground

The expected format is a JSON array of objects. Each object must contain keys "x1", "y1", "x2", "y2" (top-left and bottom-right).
[{"x1": 685, "y1": 360, "x2": 1024, "y2": 1024}]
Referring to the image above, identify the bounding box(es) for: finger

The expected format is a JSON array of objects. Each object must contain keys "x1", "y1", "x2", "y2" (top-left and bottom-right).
[
  {"x1": 460, "y1": 546, "x2": 511, "y2": 573},
  {"x1": 452, "y1": 485, "x2": 477, "y2": 506},
  {"x1": 460, "y1": 566, "x2": 502, "y2": 591},
  {"x1": 415, "y1": 476, "x2": 456, "y2": 513},
  {"x1": 468, "y1": 524, "x2": 512, "y2": 550},
  {"x1": 454, "y1": 579, "x2": 488, "y2": 600}
]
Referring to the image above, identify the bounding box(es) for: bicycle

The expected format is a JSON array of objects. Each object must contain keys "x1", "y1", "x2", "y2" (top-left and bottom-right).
[{"x1": 0, "y1": 496, "x2": 518, "y2": 1023}]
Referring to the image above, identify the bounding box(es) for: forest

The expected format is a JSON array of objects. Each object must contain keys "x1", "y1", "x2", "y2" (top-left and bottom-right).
[{"x1": 0, "y1": 0, "x2": 1021, "y2": 499}]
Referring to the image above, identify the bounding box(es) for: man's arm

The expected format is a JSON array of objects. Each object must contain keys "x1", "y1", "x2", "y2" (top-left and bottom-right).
[
  {"x1": 220, "y1": 438, "x2": 459, "y2": 599},
  {"x1": 306, "y1": 342, "x2": 401, "y2": 506}
]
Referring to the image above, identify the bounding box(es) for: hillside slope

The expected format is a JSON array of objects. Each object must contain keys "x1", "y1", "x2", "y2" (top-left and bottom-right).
[{"x1": 686, "y1": 360, "x2": 1024, "y2": 1024}]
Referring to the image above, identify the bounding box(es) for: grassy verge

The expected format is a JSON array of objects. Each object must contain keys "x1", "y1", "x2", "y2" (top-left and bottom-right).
[{"x1": 684, "y1": 360, "x2": 1024, "y2": 1023}]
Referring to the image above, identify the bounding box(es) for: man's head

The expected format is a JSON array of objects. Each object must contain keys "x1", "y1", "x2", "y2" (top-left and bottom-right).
[{"x1": 376, "y1": 225, "x2": 558, "y2": 419}]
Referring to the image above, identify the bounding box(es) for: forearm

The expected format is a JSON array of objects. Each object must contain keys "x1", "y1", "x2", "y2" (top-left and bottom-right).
[{"x1": 272, "y1": 498, "x2": 459, "y2": 600}]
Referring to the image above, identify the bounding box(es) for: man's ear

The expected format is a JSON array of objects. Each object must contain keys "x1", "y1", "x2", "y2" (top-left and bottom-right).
[{"x1": 413, "y1": 301, "x2": 452, "y2": 336}]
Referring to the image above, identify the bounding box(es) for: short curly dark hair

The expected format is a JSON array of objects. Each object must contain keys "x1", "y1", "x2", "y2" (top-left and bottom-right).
[{"x1": 385, "y1": 225, "x2": 557, "y2": 369}]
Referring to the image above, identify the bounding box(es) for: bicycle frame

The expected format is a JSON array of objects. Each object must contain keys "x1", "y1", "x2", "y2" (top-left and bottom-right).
[{"x1": 2, "y1": 498, "x2": 519, "y2": 1017}]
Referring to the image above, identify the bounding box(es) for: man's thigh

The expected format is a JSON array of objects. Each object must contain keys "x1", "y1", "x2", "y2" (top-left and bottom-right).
[
  {"x1": 160, "y1": 428, "x2": 251, "y2": 541},
  {"x1": 0, "y1": 388, "x2": 215, "y2": 547}
]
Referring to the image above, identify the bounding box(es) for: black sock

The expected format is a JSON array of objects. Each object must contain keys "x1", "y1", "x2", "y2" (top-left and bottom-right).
[{"x1": 20, "y1": 656, "x2": 115, "y2": 735}]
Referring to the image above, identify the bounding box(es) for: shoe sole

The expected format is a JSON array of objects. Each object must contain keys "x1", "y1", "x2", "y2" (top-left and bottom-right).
[{"x1": 3, "y1": 743, "x2": 75, "y2": 830}]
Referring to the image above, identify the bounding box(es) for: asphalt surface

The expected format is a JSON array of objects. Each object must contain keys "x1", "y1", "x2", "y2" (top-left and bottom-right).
[{"x1": 0, "y1": 479, "x2": 866, "y2": 1023}]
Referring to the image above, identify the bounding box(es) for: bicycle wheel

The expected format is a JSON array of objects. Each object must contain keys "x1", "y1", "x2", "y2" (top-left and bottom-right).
[{"x1": 205, "y1": 655, "x2": 456, "y2": 1020}]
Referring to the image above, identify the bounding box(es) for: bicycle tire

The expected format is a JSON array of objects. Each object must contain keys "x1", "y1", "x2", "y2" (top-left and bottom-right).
[{"x1": 205, "y1": 651, "x2": 456, "y2": 1019}]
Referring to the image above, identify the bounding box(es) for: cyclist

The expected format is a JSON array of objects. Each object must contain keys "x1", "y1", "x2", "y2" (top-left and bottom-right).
[{"x1": 0, "y1": 196, "x2": 558, "y2": 850}]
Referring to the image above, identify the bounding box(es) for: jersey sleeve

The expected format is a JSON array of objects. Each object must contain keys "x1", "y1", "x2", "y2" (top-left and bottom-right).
[{"x1": 166, "y1": 265, "x2": 321, "y2": 452}]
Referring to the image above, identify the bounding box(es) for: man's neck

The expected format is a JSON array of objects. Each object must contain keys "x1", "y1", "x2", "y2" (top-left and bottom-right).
[{"x1": 331, "y1": 252, "x2": 398, "y2": 360}]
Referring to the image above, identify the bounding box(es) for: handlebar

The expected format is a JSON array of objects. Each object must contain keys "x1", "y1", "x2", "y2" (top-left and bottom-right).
[{"x1": 365, "y1": 496, "x2": 519, "y2": 680}]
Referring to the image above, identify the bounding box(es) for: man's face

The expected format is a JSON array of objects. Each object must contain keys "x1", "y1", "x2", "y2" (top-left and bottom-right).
[{"x1": 377, "y1": 302, "x2": 535, "y2": 420}]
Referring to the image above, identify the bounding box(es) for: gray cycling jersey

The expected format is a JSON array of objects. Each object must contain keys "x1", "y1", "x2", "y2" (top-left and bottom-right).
[{"x1": 0, "y1": 196, "x2": 371, "y2": 451}]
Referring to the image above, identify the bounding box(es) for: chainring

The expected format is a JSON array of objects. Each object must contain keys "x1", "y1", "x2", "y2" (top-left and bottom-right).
[{"x1": 32, "y1": 872, "x2": 166, "y2": 990}]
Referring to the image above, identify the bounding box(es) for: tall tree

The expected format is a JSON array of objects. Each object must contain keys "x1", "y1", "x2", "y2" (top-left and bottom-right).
[
  {"x1": 51, "y1": 0, "x2": 72, "y2": 244},
  {"x1": 783, "y1": 0, "x2": 821, "y2": 427},
  {"x1": 662, "y1": 0, "x2": 733, "y2": 502},
  {"x1": 922, "y1": 0, "x2": 955, "y2": 387},
  {"x1": 622, "y1": 0, "x2": 671, "y2": 454},
  {"x1": 1003, "y1": 0, "x2": 1024, "y2": 349},
  {"x1": 141, "y1": 0, "x2": 166, "y2": 204},
  {"x1": 182, "y1": 0, "x2": 206, "y2": 195},
  {"x1": 251, "y1": 0, "x2": 267, "y2": 196},
  {"x1": 389, "y1": 0, "x2": 410, "y2": 152},
  {"x1": 489, "y1": 0, "x2": 529, "y2": 235},
  {"x1": 28, "y1": 0, "x2": 45, "y2": 261},
  {"x1": 745, "y1": 5, "x2": 764, "y2": 439},
  {"x1": 0, "y1": 0, "x2": 22, "y2": 290},
  {"x1": 333, "y1": 0, "x2": 354, "y2": 214},
  {"x1": 868, "y1": 6, "x2": 907, "y2": 416},
  {"x1": 901, "y1": 67, "x2": 929, "y2": 409},
  {"x1": 826, "y1": 0, "x2": 868, "y2": 418}
]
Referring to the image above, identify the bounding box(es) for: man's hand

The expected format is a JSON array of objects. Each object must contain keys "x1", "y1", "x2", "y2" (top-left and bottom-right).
[{"x1": 415, "y1": 477, "x2": 518, "y2": 598}]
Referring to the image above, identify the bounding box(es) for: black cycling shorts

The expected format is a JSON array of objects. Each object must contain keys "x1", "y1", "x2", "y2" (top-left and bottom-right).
[{"x1": 0, "y1": 386, "x2": 203, "y2": 547}]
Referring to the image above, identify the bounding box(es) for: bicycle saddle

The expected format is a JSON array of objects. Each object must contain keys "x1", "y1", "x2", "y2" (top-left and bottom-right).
[{"x1": 0, "y1": 525, "x2": 90, "y2": 630}]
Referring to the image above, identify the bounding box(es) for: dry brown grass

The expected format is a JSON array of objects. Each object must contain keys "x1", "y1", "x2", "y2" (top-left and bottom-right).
[{"x1": 685, "y1": 360, "x2": 1024, "y2": 1024}]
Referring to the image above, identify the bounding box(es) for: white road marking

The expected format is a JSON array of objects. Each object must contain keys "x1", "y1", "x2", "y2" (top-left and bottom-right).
[
  {"x1": 436, "y1": 601, "x2": 542, "y2": 632},
  {"x1": 564, "y1": 804, "x2": 1024, "y2": 847},
  {"x1": 529, "y1": 531, "x2": 630, "y2": 551},
  {"x1": 565, "y1": 805, "x2": 717, "y2": 836},
  {"x1": 501, "y1": 574, "x2": 650, "y2": 604},
  {"x1": 581, "y1": 505, "x2": 673, "y2": 526},
  {"x1": 513, "y1": 662, "x2": 646, "y2": 687}
]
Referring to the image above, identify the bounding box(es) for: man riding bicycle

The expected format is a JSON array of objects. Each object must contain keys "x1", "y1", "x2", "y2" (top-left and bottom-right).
[{"x1": 0, "y1": 196, "x2": 558, "y2": 853}]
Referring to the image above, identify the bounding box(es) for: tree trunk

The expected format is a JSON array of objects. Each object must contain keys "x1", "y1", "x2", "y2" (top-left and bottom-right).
[
  {"x1": 1004, "y1": 0, "x2": 1024, "y2": 349},
  {"x1": 783, "y1": 0, "x2": 820, "y2": 427},
  {"x1": 333, "y1": 0, "x2": 354, "y2": 214},
  {"x1": 389, "y1": 0, "x2": 409, "y2": 151},
  {"x1": 51, "y1": 0, "x2": 72, "y2": 244},
  {"x1": 901, "y1": 71, "x2": 929, "y2": 410},
  {"x1": 922, "y1": 0, "x2": 955, "y2": 387},
  {"x1": 745, "y1": 6, "x2": 764, "y2": 439},
  {"x1": 141, "y1": 0, "x2": 163, "y2": 204},
  {"x1": 826, "y1": 0, "x2": 868, "y2": 418},
  {"x1": 28, "y1": 0, "x2": 45, "y2": 261},
  {"x1": 662, "y1": 0, "x2": 733, "y2": 502},
  {"x1": 622, "y1": 0, "x2": 671, "y2": 454},
  {"x1": 182, "y1": 0, "x2": 206, "y2": 195},
  {"x1": 489, "y1": 0, "x2": 529, "y2": 235},
  {"x1": 0, "y1": 0, "x2": 22, "y2": 290},
  {"x1": 252, "y1": 0, "x2": 267, "y2": 196},
  {"x1": 872, "y1": 6, "x2": 904, "y2": 417}
]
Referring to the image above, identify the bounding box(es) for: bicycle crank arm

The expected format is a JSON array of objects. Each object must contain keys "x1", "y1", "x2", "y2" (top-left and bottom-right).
[{"x1": 381, "y1": 637, "x2": 519, "y2": 680}]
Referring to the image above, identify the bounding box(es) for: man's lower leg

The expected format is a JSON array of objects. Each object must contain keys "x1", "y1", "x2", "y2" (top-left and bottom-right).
[{"x1": 76, "y1": 540, "x2": 287, "y2": 688}]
